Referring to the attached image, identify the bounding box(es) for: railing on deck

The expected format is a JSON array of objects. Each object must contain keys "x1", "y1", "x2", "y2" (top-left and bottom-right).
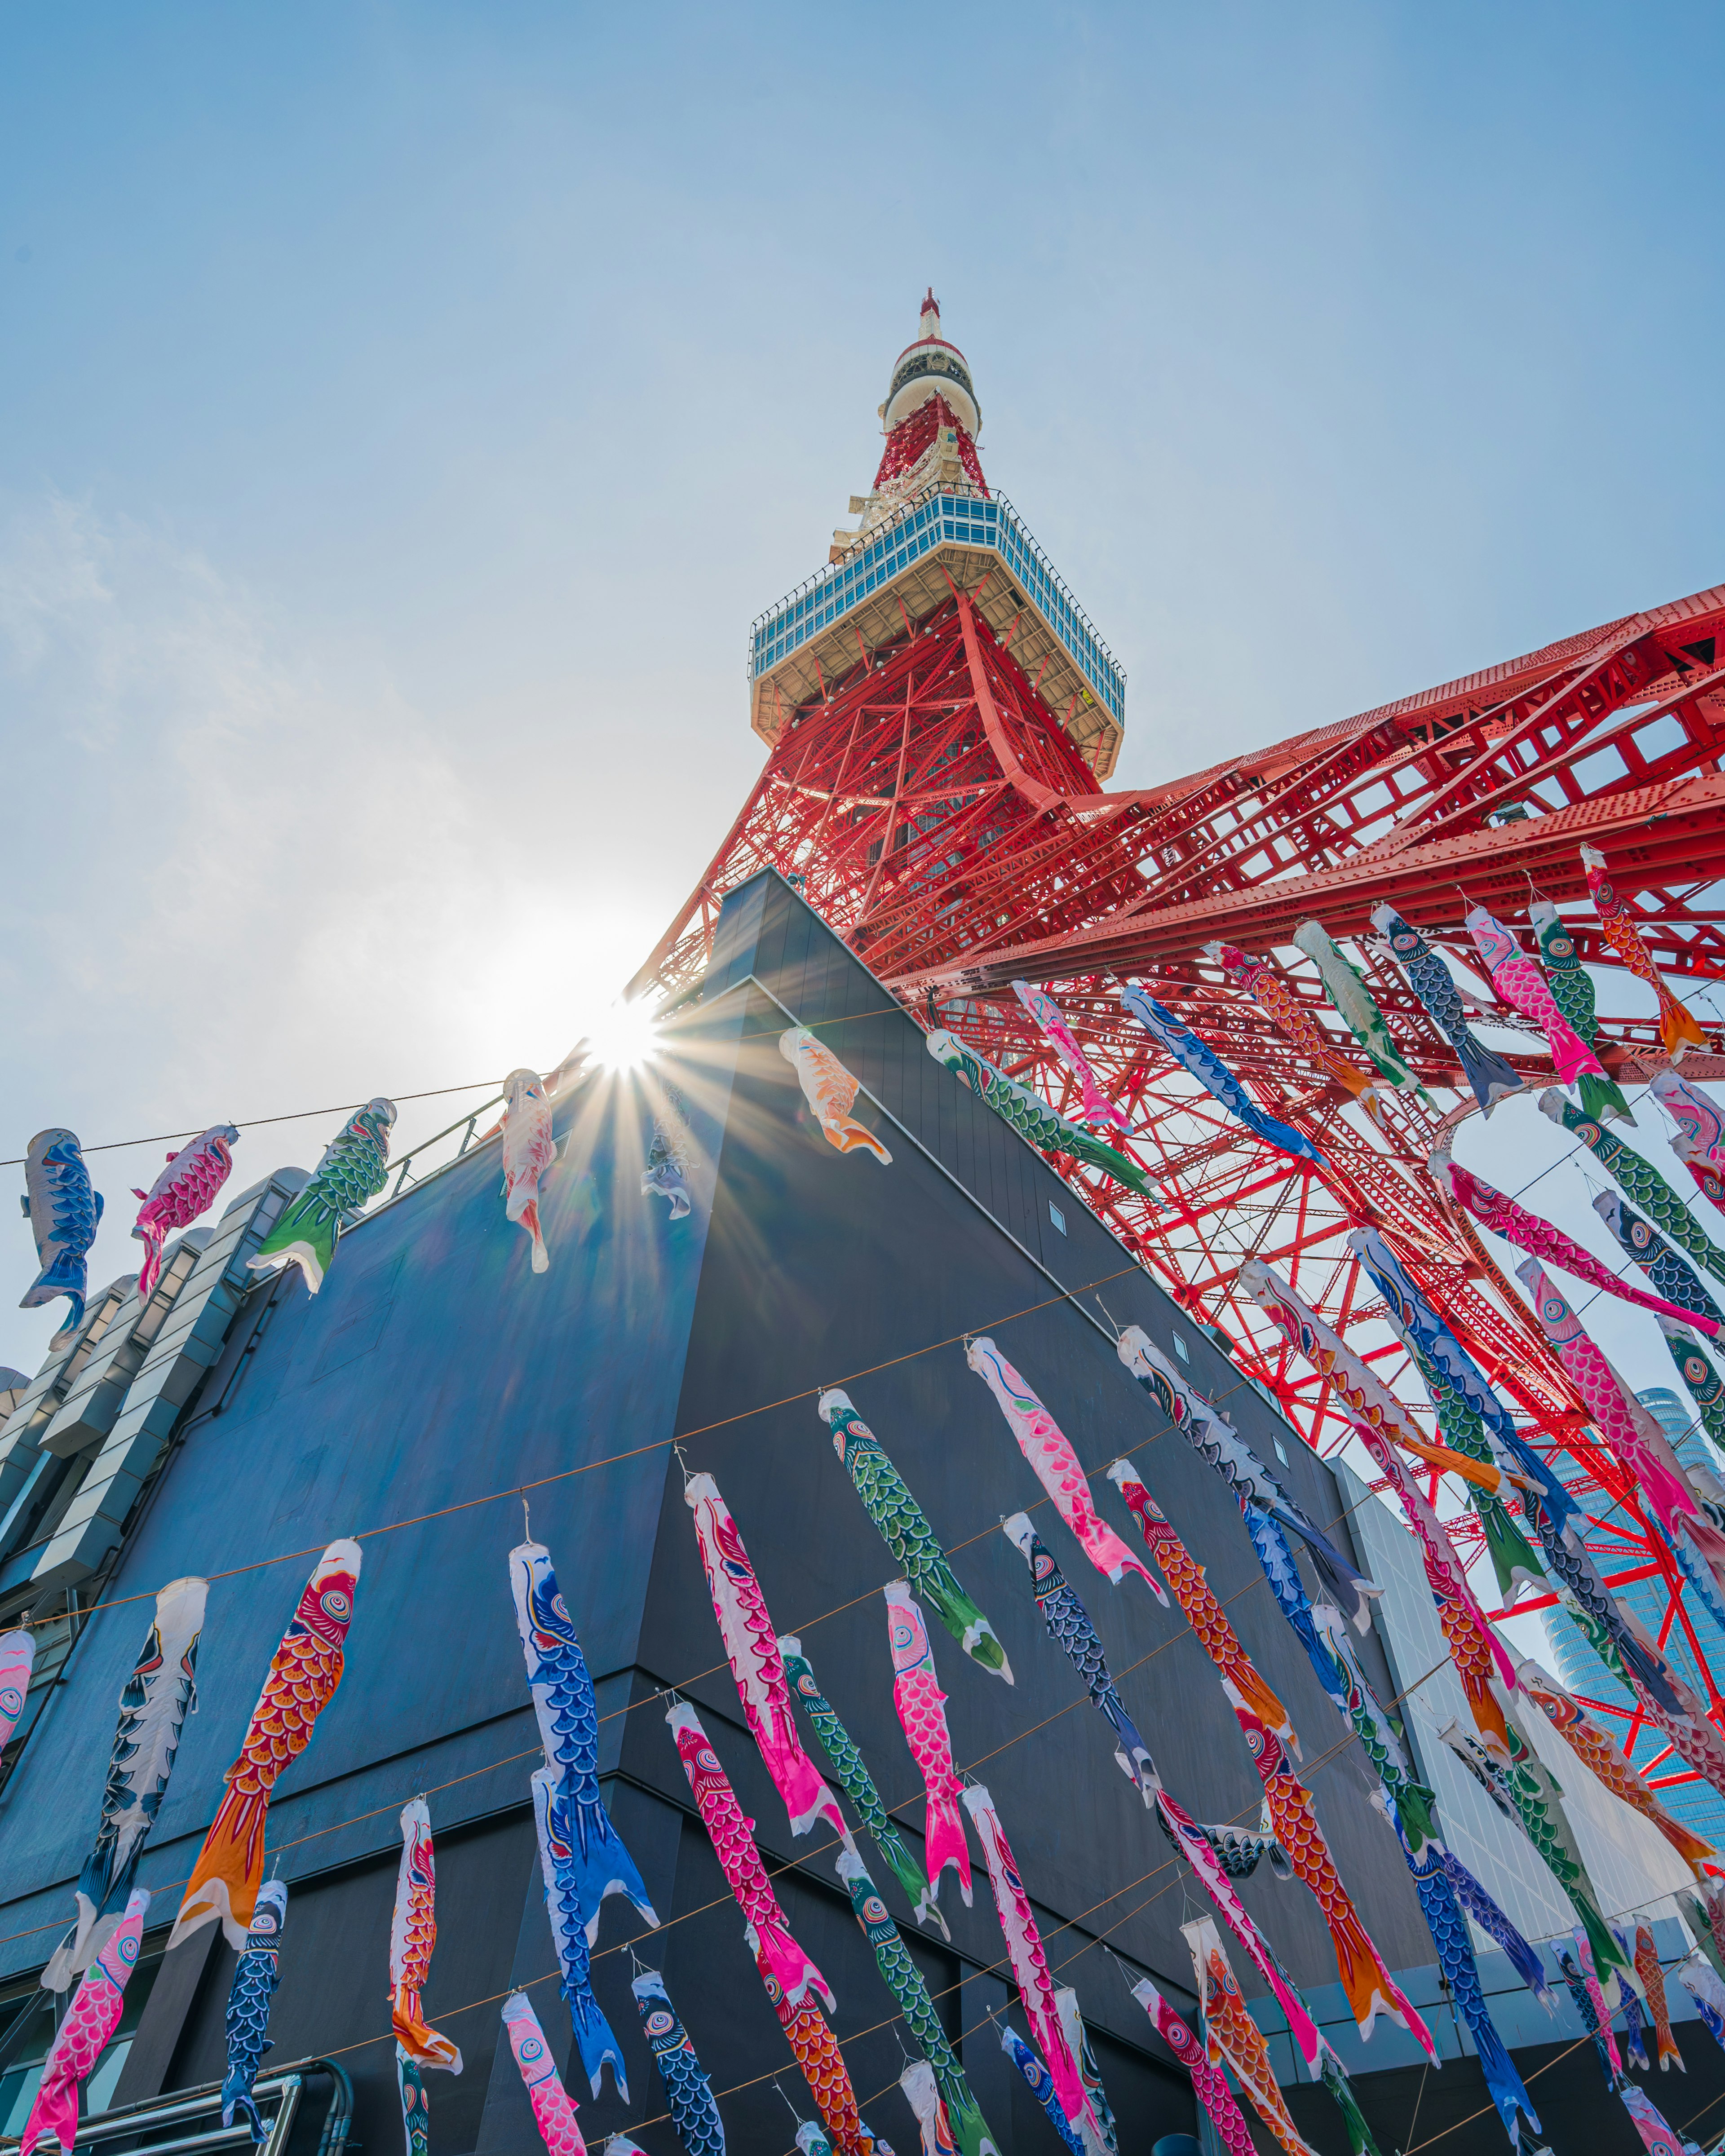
[
  {"x1": 0, "y1": 2057, "x2": 352, "y2": 2156},
  {"x1": 382, "y1": 1091, "x2": 508, "y2": 1202},
  {"x1": 367, "y1": 1047, "x2": 593, "y2": 1215}
]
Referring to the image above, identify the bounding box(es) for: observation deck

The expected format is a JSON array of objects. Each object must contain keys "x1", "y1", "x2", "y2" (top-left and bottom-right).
[{"x1": 748, "y1": 482, "x2": 1127, "y2": 779}]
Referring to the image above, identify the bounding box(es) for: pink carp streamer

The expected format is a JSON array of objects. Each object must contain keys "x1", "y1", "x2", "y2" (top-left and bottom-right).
[
  {"x1": 965, "y1": 1337, "x2": 1159, "y2": 1591},
  {"x1": 1573, "y1": 1927, "x2": 1624, "y2": 2077},
  {"x1": 885, "y1": 1582, "x2": 970, "y2": 1908},
  {"x1": 1654, "y1": 1070, "x2": 1725, "y2": 1219},
  {"x1": 666, "y1": 1698, "x2": 834, "y2": 2013},
  {"x1": 1351, "y1": 1422, "x2": 1517, "y2": 1759},
  {"x1": 131, "y1": 1122, "x2": 238, "y2": 1301},
  {"x1": 502, "y1": 1992, "x2": 588, "y2": 2156},
  {"x1": 1620, "y1": 1608, "x2": 1725, "y2": 1803},
  {"x1": 19, "y1": 1889, "x2": 150, "y2": 2156},
  {"x1": 685, "y1": 1471, "x2": 845, "y2": 1841},
  {"x1": 1520, "y1": 1258, "x2": 1725, "y2": 1613},
  {"x1": 1466, "y1": 904, "x2": 1605, "y2": 1087},
  {"x1": 1583, "y1": 845, "x2": 1707, "y2": 1060},
  {"x1": 1618, "y1": 2079, "x2": 1687, "y2": 2156},
  {"x1": 1182, "y1": 1920, "x2": 1320, "y2": 2156},
  {"x1": 501, "y1": 1069, "x2": 558, "y2": 1273},
  {"x1": 1154, "y1": 1784, "x2": 1322, "y2": 2069},
  {"x1": 961, "y1": 1784, "x2": 1095, "y2": 2143},
  {"x1": 1672, "y1": 1131, "x2": 1725, "y2": 1215},
  {"x1": 1125, "y1": 1975, "x2": 1256, "y2": 2156},
  {"x1": 0, "y1": 1629, "x2": 35, "y2": 1752},
  {"x1": 1010, "y1": 979, "x2": 1131, "y2": 1133},
  {"x1": 1440, "y1": 1154, "x2": 1721, "y2": 1338},
  {"x1": 1654, "y1": 1071, "x2": 1725, "y2": 1197}
]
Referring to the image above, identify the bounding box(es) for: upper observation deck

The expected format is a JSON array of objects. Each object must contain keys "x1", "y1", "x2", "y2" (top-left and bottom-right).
[{"x1": 747, "y1": 480, "x2": 1126, "y2": 778}]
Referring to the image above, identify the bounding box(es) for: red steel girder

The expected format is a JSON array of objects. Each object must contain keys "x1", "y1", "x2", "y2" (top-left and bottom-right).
[
  {"x1": 642, "y1": 561, "x2": 1725, "y2": 1758},
  {"x1": 911, "y1": 771, "x2": 1725, "y2": 999}
]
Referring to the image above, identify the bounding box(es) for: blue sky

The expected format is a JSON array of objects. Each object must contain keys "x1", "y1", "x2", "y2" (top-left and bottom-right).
[{"x1": 2, "y1": 2, "x2": 1722, "y2": 1379}]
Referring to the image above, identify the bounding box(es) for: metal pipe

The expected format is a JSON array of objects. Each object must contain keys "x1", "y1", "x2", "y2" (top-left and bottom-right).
[
  {"x1": 0, "y1": 2057, "x2": 348, "y2": 2156},
  {"x1": 306, "y1": 2059, "x2": 353, "y2": 2156}
]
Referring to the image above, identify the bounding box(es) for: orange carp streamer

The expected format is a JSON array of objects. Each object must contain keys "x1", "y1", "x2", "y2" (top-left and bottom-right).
[
  {"x1": 778, "y1": 1028, "x2": 893, "y2": 1163},
  {"x1": 172, "y1": 1541, "x2": 360, "y2": 1950},
  {"x1": 1520, "y1": 1661, "x2": 1719, "y2": 1880},
  {"x1": 1207, "y1": 942, "x2": 1384, "y2": 1109},
  {"x1": 751, "y1": 1927, "x2": 878, "y2": 2155},
  {"x1": 1168, "y1": 1283, "x2": 1482, "y2": 2053},
  {"x1": 1633, "y1": 1923, "x2": 1685, "y2": 2072},
  {"x1": 1108, "y1": 1461, "x2": 1296, "y2": 1750},
  {"x1": 1228, "y1": 1685, "x2": 1434, "y2": 2055},
  {"x1": 1184, "y1": 1921, "x2": 1321, "y2": 2156},
  {"x1": 389, "y1": 1798, "x2": 462, "y2": 2072}
]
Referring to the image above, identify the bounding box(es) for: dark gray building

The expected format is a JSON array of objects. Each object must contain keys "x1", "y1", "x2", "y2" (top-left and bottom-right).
[{"x1": 0, "y1": 873, "x2": 1707, "y2": 2156}]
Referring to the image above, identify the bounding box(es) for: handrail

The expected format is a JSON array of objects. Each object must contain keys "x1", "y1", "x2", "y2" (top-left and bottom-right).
[
  {"x1": 748, "y1": 477, "x2": 991, "y2": 636},
  {"x1": 366, "y1": 1042, "x2": 602, "y2": 1219},
  {"x1": 344, "y1": 1051, "x2": 603, "y2": 1241},
  {"x1": 0, "y1": 2056, "x2": 352, "y2": 2156},
  {"x1": 384, "y1": 1090, "x2": 508, "y2": 1200}
]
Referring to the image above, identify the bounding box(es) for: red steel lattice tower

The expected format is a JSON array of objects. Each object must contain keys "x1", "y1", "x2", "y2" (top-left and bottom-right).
[{"x1": 640, "y1": 292, "x2": 1725, "y2": 1775}]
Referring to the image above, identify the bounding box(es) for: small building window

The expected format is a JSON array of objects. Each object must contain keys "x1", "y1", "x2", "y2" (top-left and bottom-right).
[
  {"x1": 1274, "y1": 1437, "x2": 1290, "y2": 1465},
  {"x1": 1048, "y1": 1201, "x2": 1066, "y2": 1236},
  {"x1": 1172, "y1": 1332, "x2": 1189, "y2": 1363}
]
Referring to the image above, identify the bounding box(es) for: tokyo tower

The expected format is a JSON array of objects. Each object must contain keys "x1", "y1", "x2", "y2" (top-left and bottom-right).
[{"x1": 639, "y1": 290, "x2": 1725, "y2": 1753}]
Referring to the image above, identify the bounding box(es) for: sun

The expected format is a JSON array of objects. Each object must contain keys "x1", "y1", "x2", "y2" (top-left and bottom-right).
[{"x1": 585, "y1": 997, "x2": 661, "y2": 1072}]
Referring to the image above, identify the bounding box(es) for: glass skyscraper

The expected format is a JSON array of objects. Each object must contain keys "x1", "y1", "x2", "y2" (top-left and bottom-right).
[{"x1": 1642, "y1": 1386, "x2": 1704, "y2": 1451}]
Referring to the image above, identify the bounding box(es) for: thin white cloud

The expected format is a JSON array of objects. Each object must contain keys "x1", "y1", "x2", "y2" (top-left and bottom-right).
[{"x1": 0, "y1": 494, "x2": 648, "y2": 1369}]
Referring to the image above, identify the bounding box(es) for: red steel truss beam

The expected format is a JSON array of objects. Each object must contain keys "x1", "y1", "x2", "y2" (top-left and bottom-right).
[{"x1": 917, "y1": 771, "x2": 1725, "y2": 997}]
